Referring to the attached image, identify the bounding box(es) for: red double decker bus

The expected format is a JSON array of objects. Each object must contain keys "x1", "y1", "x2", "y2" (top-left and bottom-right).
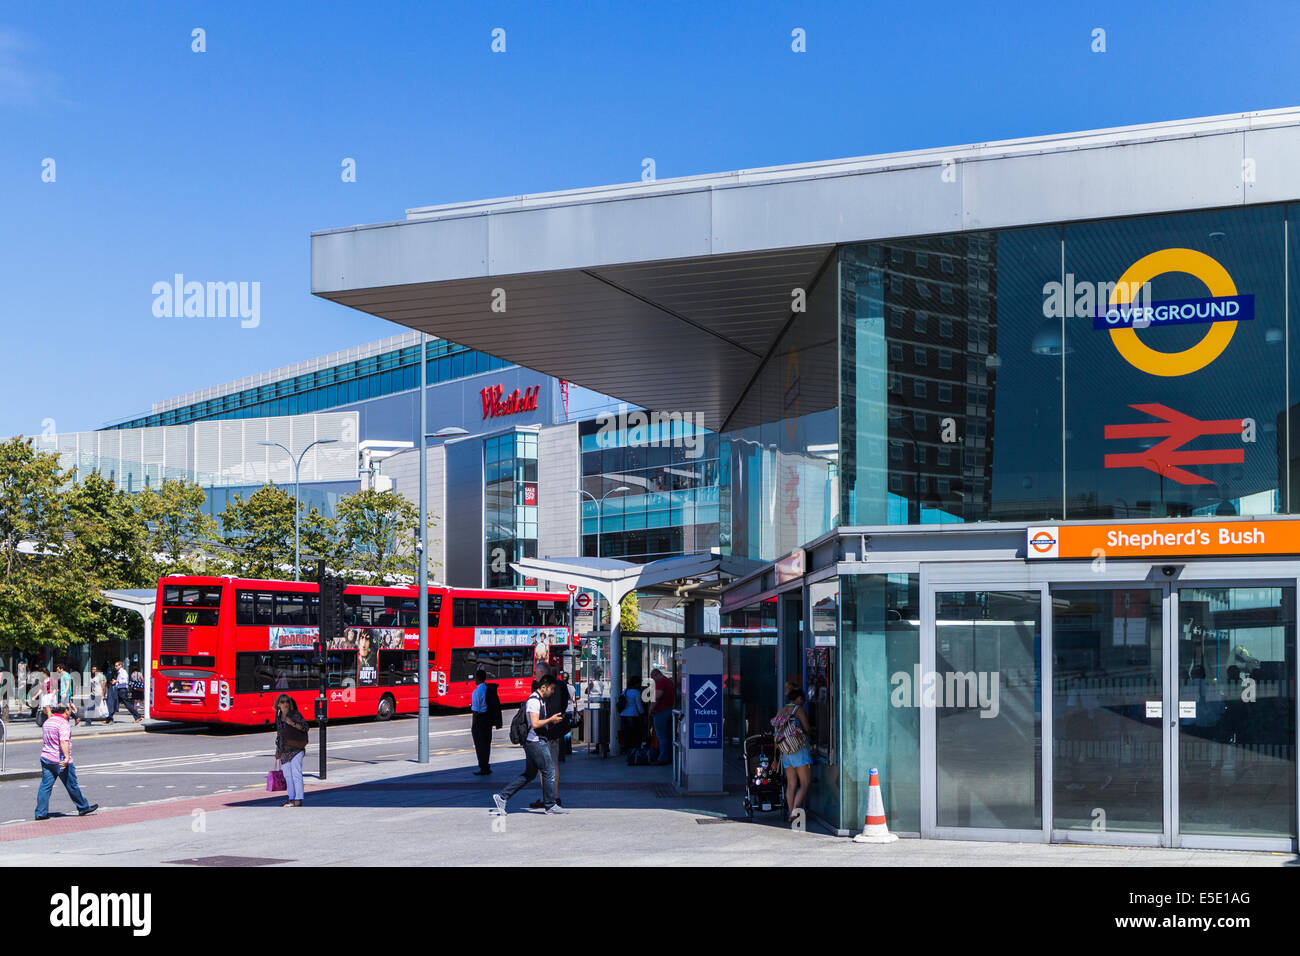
[{"x1": 150, "y1": 576, "x2": 572, "y2": 726}]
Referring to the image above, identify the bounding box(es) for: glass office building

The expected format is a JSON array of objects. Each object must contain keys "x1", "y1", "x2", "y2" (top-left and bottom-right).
[{"x1": 313, "y1": 109, "x2": 1300, "y2": 850}]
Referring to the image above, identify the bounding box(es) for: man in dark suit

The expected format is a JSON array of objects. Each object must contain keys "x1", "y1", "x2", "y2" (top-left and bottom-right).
[{"x1": 471, "y1": 670, "x2": 500, "y2": 775}]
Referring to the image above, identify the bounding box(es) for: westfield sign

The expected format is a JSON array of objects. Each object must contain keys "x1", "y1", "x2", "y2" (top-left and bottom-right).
[{"x1": 481, "y1": 383, "x2": 539, "y2": 420}]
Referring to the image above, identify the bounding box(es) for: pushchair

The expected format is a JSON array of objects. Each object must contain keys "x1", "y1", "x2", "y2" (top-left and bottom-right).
[{"x1": 742, "y1": 733, "x2": 787, "y2": 821}]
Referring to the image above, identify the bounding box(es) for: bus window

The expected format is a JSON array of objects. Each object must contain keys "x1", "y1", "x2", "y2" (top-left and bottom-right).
[
  {"x1": 378, "y1": 650, "x2": 418, "y2": 686},
  {"x1": 163, "y1": 585, "x2": 223, "y2": 608},
  {"x1": 454, "y1": 598, "x2": 476, "y2": 628},
  {"x1": 326, "y1": 650, "x2": 358, "y2": 689},
  {"x1": 276, "y1": 593, "x2": 309, "y2": 625},
  {"x1": 503, "y1": 600, "x2": 524, "y2": 626}
]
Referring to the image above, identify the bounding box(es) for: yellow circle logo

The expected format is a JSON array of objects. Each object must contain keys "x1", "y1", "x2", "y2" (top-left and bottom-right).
[{"x1": 1108, "y1": 248, "x2": 1238, "y2": 377}]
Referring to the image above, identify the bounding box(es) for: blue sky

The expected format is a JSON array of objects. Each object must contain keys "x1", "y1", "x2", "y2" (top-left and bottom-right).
[{"x1": 2, "y1": 0, "x2": 1299, "y2": 436}]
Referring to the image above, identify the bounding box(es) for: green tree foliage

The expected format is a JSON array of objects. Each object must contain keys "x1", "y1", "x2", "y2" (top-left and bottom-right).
[
  {"x1": 330, "y1": 488, "x2": 418, "y2": 584},
  {"x1": 619, "y1": 590, "x2": 639, "y2": 633},
  {"x1": 0, "y1": 439, "x2": 111, "y2": 655},
  {"x1": 221, "y1": 484, "x2": 332, "y2": 580},
  {"x1": 65, "y1": 472, "x2": 153, "y2": 588},
  {"x1": 140, "y1": 479, "x2": 221, "y2": 575}
]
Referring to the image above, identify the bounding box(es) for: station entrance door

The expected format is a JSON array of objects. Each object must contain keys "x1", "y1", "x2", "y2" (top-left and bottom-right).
[{"x1": 917, "y1": 562, "x2": 1296, "y2": 850}]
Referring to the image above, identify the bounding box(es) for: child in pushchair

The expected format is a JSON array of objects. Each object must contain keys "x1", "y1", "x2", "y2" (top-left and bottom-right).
[{"x1": 742, "y1": 733, "x2": 787, "y2": 820}]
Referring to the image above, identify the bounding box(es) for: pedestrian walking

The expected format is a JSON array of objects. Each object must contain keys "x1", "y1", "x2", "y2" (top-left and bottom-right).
[
  {"x1": 106, "y1": 660, "x2": 142, "y2": 723},
  {"x1": 649, "y1": 668, "x2": 675, "y2": 764},
  {"x1": 273, "y1": 694, "x2": 310, "y2": 807},
  {"x1": 56, "y1": 664, "x2": 72, "y2": 705},
  {"x1": 34, "y1": 704, "x2": 98, "y2": 821},
  {"x1": 530, "y1": 669, "x2": 573, "y2": 808},
  {"x1": 87, "y1": 666, "x2": 107, "y2": 722},
  {"x1": 491, "y1": 674, "x2": 567, "y2": 815},
  {"x1": 470, "y1": 670, "x2": 497, "y2": 775}
]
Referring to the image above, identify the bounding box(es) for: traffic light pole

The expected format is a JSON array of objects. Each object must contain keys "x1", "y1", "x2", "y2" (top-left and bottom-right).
[{"x1": 315, "y1": 559, "x2": 329, "y2": 781}]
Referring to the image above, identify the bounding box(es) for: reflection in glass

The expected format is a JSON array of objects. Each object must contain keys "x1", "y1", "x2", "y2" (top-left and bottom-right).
[
  {"x1": 1052, "y1": 589, "x2": 1164, "y2": 833},
  {"x1": 1178, "y1": 587, "x2": 1296, "y2": 839},
  {"x1": 841, "y1": 574, "x2": 920, "y2": 833},
  {"x1": 935, "y1": 591, "x2": 1041, "y2": 830}
]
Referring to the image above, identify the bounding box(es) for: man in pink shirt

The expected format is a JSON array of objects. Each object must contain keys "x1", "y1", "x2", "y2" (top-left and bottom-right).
[{"x1": 34, "y1": 704, "x2": 98, "y2": 821}]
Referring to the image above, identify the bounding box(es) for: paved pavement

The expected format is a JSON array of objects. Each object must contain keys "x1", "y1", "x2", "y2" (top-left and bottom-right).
[
  {"x1": 0, "y1": 712, "x2": 476, "y2": 817},
  {"x1": 0, "y1": 712, "x2": 1294, "y2": 866}
]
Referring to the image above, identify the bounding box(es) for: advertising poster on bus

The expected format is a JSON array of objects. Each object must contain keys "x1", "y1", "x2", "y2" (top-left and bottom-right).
[{"x1": 268, "y1": 626, "x2": 317, "y2": 650}]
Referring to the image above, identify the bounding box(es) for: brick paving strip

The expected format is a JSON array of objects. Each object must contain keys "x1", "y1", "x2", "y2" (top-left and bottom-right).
[{"x1": 0, "y1": 777, "x2": 679, "y2": 843}]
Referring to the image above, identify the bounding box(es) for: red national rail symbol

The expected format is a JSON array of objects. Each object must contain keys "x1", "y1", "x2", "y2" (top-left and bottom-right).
[{"x1": 1103, "y1": 403, "x2": 1244, "y2": 485}]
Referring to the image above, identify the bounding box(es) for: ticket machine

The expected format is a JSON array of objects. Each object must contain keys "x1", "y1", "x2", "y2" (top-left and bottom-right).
[{"x1": 677, "y1": 644, "x2": 724, "y2": 793}]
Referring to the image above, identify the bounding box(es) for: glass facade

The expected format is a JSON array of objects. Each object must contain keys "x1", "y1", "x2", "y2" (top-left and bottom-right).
[
  {"x1": 103, "y1": 340, "x2": 513, "y2": 430},
  {"x1": 724, "y1": 202, "x2": 1300, "y2": 841},
  {"x1": 485, "y1": 430, "x2": 538, "y2": 588},
  {"x1": 840, "y1": 573, "x2": 920, "y2": 834},
  {"x1": 719, "y1": 258, "x2": 840, "y2": 562},
  {"x1": 578, "y1": 417, "x2": 721, "y2": 562},
  {"x1": 719, "y1": 601, "x2": 779, "y2": 745},
  {"x1": 840, "y1": 204, "x2": 1300, "y2": 525}
]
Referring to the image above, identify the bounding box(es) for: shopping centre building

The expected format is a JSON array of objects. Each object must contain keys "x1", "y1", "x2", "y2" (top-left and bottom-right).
[
  {"x1": 34, "y1": 328, "x2": 720, "y2": 679},
  {"x1": 311, "y1": 108, "x2": 1300, "y2": 850}
]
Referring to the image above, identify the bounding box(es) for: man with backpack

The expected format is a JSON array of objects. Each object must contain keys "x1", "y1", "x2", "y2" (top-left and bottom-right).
[
  {"x1": 530, "y1": 667, "x2": 573, "y2": 808},
  {"x1": 491, "y1": 674, "x2": 568, "y2": 815}
]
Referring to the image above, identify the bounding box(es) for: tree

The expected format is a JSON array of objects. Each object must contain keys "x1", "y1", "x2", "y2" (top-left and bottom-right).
[
  {"x1": 65, "y1": 472, "x2": 153, "y2": 588},
  {"x1": 141, "y1": 479, "x2": 221, "y2": 575},
  {"x1": 0, "y1": 438, "x2": 107, "y2": 657},
  {"x1": 330, "y1": 488, "x2": 418, "y2": 584},
  {"x1": 619, "y1": 590, "x2": 639, "y2": 633},
  {"x1": 221, "y1": 484, "x2": 332, "y2": 580},
  {"x1": 63, "y1": 471, "x2": 155, "y2": 651}
]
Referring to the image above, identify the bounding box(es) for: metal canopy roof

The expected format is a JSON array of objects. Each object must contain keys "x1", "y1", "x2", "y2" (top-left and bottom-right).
[
  {"x1": 512, "y1": 552, "x2": 766, "y2": 606},
  {"x1": 313, "y1": 108, "x2": 1300, "y2": 427}
]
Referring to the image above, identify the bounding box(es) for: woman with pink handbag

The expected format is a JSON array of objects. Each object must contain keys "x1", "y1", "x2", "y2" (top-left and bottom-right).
[
  {"x1": 273, "y1": 694, "x2": 310, "y2": 807},
  {"x1": 771, "y1": 686, "x2": 813, "y2": 822}
]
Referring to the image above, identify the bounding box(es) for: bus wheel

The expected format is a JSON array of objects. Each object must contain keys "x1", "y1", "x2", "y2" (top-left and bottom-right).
[{"x1": 377, "y1": 694, "x2": 396, "y2": 721}]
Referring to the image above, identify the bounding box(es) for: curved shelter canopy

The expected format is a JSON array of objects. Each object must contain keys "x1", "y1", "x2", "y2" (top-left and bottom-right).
[{"x1": 311, "y1": 109, "x2": 1300, "y2": 431}]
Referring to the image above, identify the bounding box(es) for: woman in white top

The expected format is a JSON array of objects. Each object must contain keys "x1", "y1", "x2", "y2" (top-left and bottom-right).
[{"x1": 87, "y1": 667, "x2": 107, "y2": 720}]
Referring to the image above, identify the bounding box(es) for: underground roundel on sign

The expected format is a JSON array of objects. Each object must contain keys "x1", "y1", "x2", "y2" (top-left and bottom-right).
[
  {"x1": 1026, "y1": 528, "x2": 1061, "y2": 559},
  {"x1": 1030, "y1": 531, "x2": 1056, "y2": 553}
]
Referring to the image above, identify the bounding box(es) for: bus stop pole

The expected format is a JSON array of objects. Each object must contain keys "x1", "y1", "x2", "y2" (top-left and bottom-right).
[{"x1": 417, "y1": 332, "x2": 430, "y2": 765}]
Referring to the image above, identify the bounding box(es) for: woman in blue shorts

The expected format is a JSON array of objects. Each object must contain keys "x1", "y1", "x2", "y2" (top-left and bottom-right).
[{"x1": 773, "y1": 687, "x2": 813, "y2": 822}]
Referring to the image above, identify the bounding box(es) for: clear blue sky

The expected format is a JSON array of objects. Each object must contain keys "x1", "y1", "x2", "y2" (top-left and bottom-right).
[{"x1": 2, "y1": 0, "x2": 1298, "y2": 436}]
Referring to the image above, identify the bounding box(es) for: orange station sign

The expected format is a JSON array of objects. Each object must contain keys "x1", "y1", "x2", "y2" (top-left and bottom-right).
[{"x1": 1026, "y1": 520, "x2": 1300, "y2": 560}]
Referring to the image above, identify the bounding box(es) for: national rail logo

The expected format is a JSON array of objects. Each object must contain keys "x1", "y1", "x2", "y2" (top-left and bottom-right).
[{"x1": 1102, "y1": 248, "x2": 1253, "y2": 377}]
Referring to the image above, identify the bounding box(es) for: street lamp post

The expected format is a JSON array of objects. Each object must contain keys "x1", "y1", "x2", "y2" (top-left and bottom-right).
[
  {"x1": 416, "y1": 353, "x2": 469, "y2": 763},
  {"x1": 352, "y1": 416, "x2": 465, "y2": 764},
  {"x1": 573, "y1": 485, "x2": 632, "y2": 562},
  {"x1": 259, "y1": 438, "x2": 339, "y2": 581},
  {"x1": 572, "y1": 484, "x2": 630, "y2": 754}
]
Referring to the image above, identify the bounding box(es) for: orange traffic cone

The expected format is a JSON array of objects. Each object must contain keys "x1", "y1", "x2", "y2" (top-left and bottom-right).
[{"x1": 852, "y1": 767, "x2": 899, "y2": 844}]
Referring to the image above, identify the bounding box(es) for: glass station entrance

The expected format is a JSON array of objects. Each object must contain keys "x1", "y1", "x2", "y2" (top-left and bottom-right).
[{"x1": 918, "y1": 562, "x2": 1296, "y2": 849}]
